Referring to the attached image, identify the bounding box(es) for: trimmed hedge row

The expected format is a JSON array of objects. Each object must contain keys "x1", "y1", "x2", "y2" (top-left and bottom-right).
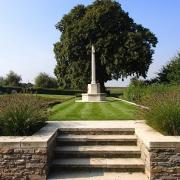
[{"x1": 0, "y1": 86, "x2": 83, "y2": 95}]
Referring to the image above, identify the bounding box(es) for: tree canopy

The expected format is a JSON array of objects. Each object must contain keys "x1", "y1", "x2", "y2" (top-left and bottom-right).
[
  {"x1": 0, "y1": 77, "x2": 4, "y2": 86},
  {"x1": 156, "y1": 53, "x2": 180, "y2": 84},
  {"x1": 54, "y1": 0, "x2": 158, "y2": 90},
  {"x1": 3, "y1": 71, "x2": 22, "y2": 87},
  {"x1": 34, "y1": 72, "x2": 58, "y2": 88}
]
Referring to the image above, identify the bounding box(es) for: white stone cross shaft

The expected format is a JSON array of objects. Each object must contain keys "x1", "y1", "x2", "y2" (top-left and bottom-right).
[{"x1": 91, "y1": 45, "x2": 96, "y2": 84}]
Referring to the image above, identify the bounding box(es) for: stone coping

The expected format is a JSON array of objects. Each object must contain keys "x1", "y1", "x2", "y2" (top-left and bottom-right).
[
  {"x1": 0, "y1": 122, "x2": 60, "y2": 148},
  {"x1": 134, "y1": 121, "x2": 180, "y2": 149},
  {"x1": 0, "y1": 121, "x2": 179, "y2": 149},
  {"x1": 112, "y1": 97, "x2": 149, "y2": 109}
]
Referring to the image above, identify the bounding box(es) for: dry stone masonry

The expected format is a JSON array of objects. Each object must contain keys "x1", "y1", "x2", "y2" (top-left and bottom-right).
[
  {"x1": 0, "y1": 122, "x2": 58, "y2": 180},
  {"x1": 150, "y1": 147, "x2": 180, "y2": 179},
  {"x1": 136, "y1": 122, "x2": 180, "y2": 179},
  {"x1": 0, "y1": 121, "x2": 180, "y2": 180},
  {"x1": 0, "y1": 147, "x2": 47, "y2": 179}
]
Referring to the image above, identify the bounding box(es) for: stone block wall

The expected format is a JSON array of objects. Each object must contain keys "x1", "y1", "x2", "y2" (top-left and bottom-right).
[
  {"x1": 0, "y1": 122, "x2": 58, "y2": 180},
  {"x1": 0, "y1": 147, "x2": 47, "y2": 180},
  {"x1": 137, "y1": 139, "x2": 151, "y2": 179},
  {"x1": 150, "y1": 147, "x2": 180, "y2": 179},
  {"x1": 136, "y1": 122, "x2": 180, "y2": 180},
  {"x1": 138, "y1": 139, "x2": 180, "y2": 179},
  {"x1": 0, "y1": 121, "x2": 180, "y2": 180}
]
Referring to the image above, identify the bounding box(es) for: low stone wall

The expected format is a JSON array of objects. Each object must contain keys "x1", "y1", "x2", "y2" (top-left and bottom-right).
[
  {"x1": 0, "y1": 122, "x2": 58, "y2": 180},
  {"x1": 137, "y1": 138, "x2": 151, "y2": 178},
  {"x1": 135, "y1": 122, "x2": 180, "y2": 180},
  {"x1": 0, "y1": 121, "x2": 180, "y2": 180},
  {"x1": 0, "y1": 146, "x2": 47, "y2": 179},
  {"x1": 150, "y1": 147, "x2": 180, "y2": 179}
]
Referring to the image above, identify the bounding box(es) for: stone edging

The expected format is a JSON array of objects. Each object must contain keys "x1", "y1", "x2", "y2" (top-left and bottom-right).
[{"x1": 112, "y1": 97, "x2": 149, "y2": 109}]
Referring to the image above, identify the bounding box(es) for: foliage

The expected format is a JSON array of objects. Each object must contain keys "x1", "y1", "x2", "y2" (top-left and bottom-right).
[
  {"x1": 140, "y1": 92, "x2": 180, "y2": 135},
  {"x1": 124, "y1": 80, "x2": 180, "y2": 103},
  {"x1": 35, "y1": 72, "x2": 58, "y2": 88},
  {"x1": 124, "y1": 77, "x2": 146, "y2": 102},
  {"x1": 0, "y1": 86, "x2": 83, "y2": 95},
  {"x1": 3, "y1": 71, "x2": 22, "y2": 86},
  {"x1": 0, "y1": 76, "x2": 4, "y2": 86},
  {"x1": 20, "y1": 82, "x2": 34, "y2": 88},
  {"x1": 156, "y1": 53, "x2": 180, "y2": 84},
  {"x1": 54, "y1": 0, "x2": 158, "y2": 90},
  {"x1": 107, "y1": 87, "x2": 126, "y2": 97},
  {"x1": 0, "y1": 94, "x2": 47, "y2": 136}
]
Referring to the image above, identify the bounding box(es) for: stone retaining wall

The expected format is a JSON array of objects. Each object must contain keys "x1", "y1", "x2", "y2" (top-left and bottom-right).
[
  {"x1": 136, "y1": 122, "x2": 180, "y2": 180},
  {"x1": 137, "y1": 138, "x2": 151, "y2": 178},
  {"x1": 0, "y1": 147, "x2": 47, "y2": 179},
  {"x1": 150, "y1": 147, "x2": 180, "y2": 179},
  {"x1": 0, "y1": 122, "x2": 58, "y2": 180},
  {"x1": 0, "y1": 121, "x2": 180, "y2": 180}
]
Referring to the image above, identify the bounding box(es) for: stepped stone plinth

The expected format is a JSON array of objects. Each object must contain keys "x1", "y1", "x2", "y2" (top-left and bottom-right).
[{"x1": 82, "y1": 83, "x2": 106, "y2": 102}]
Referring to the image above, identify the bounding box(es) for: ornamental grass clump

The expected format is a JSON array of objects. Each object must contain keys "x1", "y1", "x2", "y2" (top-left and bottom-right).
[
  {"x1": 140, "y1": 91, "x2": 180, "y2": 135},
  {"x1": 0, "y1": 94, "x2": 47, "y2": 136}
]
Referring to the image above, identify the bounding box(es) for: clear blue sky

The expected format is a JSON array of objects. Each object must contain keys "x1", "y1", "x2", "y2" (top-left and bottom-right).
[{"x1": 0, "y1": 0, "x2": 180, "y2": 86}]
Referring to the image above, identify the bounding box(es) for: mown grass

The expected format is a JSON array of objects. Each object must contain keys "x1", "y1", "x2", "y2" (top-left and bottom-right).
[
  {"x1": 49, "y1": 97, "x2": 138, "y2": 120},
  {"x1": 36, "y1": 94, "x2": 74, "y2": 100},
  {"x1": 33, "y1": 94, "x2": 74, "y2": 107}
]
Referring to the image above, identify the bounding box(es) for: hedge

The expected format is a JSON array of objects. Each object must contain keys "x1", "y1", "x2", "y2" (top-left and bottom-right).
[{"x1": 0, "y1": 86, "x2": 83, "y2": 95}]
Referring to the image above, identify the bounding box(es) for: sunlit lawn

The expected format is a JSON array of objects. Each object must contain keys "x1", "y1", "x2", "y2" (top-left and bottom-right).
[
  {"x1": 49, "y1": 97, "x2": 139, "y2": 120},
  {"x1": 36, "y1": 94, "x2": 74, "y2": 101}
]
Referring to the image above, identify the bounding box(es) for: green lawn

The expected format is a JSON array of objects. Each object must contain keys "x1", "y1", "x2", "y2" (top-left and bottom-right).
[
  {"x1": 36, "y1": 94, "x2": 74, "y2": 100},
  {"x1": 49, "y1": 97, "x2": 138, "y2": 120}
]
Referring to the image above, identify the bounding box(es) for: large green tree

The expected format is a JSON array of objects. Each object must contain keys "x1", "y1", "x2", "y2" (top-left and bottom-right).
[{"x1": 54, "y1": 0, "x2": 158, "y2": 90}]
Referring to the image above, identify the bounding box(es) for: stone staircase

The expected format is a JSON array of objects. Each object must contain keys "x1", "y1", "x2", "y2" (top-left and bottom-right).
[{"x1": 49, "y1": 128, "x2": 147, "y2": 180}]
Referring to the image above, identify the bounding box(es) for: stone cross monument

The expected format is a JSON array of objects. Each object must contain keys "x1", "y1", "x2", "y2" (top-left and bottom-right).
[{"x1": 80, "y1": 45, "x2": 106, "y2": 102}]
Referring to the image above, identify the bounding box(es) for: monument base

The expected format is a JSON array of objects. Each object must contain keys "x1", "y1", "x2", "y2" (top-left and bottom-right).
[
  {"x1": 80, "y1": 93, "x2": 106, "y2": 102},
  {"x1": 76, "y1": 83, "x2": 106, "y2": 102},
  {"x1": 88, "y1": 83, "x2": 100, "y2": 94}
]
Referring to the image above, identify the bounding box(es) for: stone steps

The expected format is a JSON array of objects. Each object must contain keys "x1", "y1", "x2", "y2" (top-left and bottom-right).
[
  {"x1": 58, "y1": 128, "x2": 135, "y2": 135},
  {"x1": 49, "y1": 128, "x2": 145, "y2": 179},
  {"x1": 56, "y1": 134, "x2": 137, "y2": 145},
  {"x1": 48, "y1": 171, "x2": 148, "y2": 180},
  {"x1": 52, "y1": 158, "x2": 144, "y2": 172},
  {"x1": 54, "y1": 145, "x2": 141, "y2": 158}
]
